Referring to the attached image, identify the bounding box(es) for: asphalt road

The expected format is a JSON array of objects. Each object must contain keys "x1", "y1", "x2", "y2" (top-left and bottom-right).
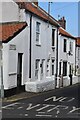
[{"x1": 2, "y1": 84, "x2": 80, "y2": 119}]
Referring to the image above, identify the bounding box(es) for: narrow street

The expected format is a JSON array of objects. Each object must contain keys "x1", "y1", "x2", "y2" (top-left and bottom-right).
[{"x1": 2, "y1": 84, "x2": 80, "y2": 119}]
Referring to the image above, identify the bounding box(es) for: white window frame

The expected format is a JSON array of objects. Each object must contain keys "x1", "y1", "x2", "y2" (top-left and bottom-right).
[
  {"x1": 36, "y1": 22, "x2": 41, "y2": 45},
  {"x1": 35, "y1": 59, "x2": 40, "y2": 80},
  {"x1": 63, "y1": 39, "x2": 67, "y2": 52},
  {"x1": 46, "y1": 59, "x2": 50, "y2": 77},
  {"x1": 51, "y1": 59, "x2": 55, "y2": 75},
  {"x1": 41, "y1": 59, "x2": 45, "y2": 80},
  {"x1": 70, "y1": 41, "x2": 73, "y2": 53}
]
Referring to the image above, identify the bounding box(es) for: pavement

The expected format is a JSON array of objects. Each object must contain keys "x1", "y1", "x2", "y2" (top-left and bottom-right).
[{"x1": 2, "y1": 83, "x2": 80, "y2": 103}]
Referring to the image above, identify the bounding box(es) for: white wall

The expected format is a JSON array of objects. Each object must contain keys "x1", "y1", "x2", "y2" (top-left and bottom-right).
[
  {"x1": 25, "y1": 13, "x2": 57, "y2": 82},
  {"x1": 58, "y1": 35, "x2": 76, "y2": 76},
  {"x1": 3, "y1": 27, "x2": 29, "y2": 90},
  {"x1": 25, "y1": 12, "x2": 58, "y2": 92},
  {"x1": 58, "y1": 34, "x2": 76, "y2": 87},
  {"x1": 0, "y1": 1, "x2": 26, "y2": 23},
  {"x1": 76, "y1": 46, "x2": 80, "y2": 75}
]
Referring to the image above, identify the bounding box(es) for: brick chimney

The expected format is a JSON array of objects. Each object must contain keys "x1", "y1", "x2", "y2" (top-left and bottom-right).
[{"x1": 58, "y1": 17, "x2": 66, "y2": 29}]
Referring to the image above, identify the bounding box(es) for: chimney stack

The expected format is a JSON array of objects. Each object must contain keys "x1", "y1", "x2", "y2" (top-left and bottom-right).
[{"x1": 58, "y1": 16, "x2": 66, "y2": 29}]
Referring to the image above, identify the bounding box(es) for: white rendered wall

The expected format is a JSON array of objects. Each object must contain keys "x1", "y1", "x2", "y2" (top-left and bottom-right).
[
  {"x1": 0, "y1": 1, "x2": 26, "y2": 23},
  {"x1": 25, "y1": 13, "x2": 57, "y2": 82},
  {"x1": 25, "y1": 13, "x2": 57, "y2": 92},
  {"x1": 2, "y1": 27, "x2": 29, "y2": 90},
  {"x1": 58, "y1": 34, "x2": 76, "y2": 87}
]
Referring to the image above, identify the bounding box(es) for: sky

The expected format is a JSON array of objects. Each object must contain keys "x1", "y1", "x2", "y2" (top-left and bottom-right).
[{"x1": 39, "y1": 2, "x2": 78, "y2": 37}]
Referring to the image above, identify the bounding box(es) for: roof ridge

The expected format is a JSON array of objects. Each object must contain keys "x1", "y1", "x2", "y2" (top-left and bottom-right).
[{"x1": 60, "y1": 27, "x2": 74, "y2": 37}]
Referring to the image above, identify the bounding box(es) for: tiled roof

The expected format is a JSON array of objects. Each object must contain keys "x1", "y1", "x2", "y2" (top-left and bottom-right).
[
  {"x1": 59, "y1": 27, "x2": 76, "y2": 39},
  {"x1": 0, "y1": 22, "x2": 27, "y2": 43},
  {"x1": 76, "y1": 37, "x2": 80, "y2": 46},
  {"x1": 16, "y1": 2, "x2": 60, "y2": 27},
  {"x1": 16, "y1": 2, "x2": 76, "y2": 40}
]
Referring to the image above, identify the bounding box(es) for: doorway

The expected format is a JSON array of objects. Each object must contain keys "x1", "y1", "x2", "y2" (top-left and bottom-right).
[{"x1": 17, "y1": 53, "x2": 23, "y2": 92}]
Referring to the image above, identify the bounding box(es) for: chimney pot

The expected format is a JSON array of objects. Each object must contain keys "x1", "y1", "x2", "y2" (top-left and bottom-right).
[{"x1": 58, "y1": 16, "x2": 66, "y2": 29}]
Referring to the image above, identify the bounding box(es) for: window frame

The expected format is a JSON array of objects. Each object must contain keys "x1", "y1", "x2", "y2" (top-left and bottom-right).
[
  {"x1": 63, "y1": 39, "x2": 67, "y2": 52},
  {"x1": 35, "y1": 59, "x2": 40, "y2": 80},
  {"x1": 51, "y1": 59, "x2": 55, "y2": 75},
  {"x1": 69, "y1": 41, "x2": 73, "y2": 53},
  {"x1": 46, "y1": 59, "x2": 50, "y2": 77},
  {"x1": 63, "y1": 61, "x2": 67, "y2": 76},
  {"x1": 36, "y1": 22, "x2": 41, "y2": 45},
  {"x1": 52, "y1": 29, "x2": 55, "y2": 47}
]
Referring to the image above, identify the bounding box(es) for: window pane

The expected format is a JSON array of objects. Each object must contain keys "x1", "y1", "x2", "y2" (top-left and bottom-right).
[
  {"x1": 36, "y1": 32, "x2": 39, "y2": 42},
  {"x1": 36, "y1": 22, "x2": 40, "y2": 32},
  {"x1": 52, "y1": 29, "x2": 55, "y2": 46},
  {"x1": 64, "y1": 39, "x2": 67, "y2": 52},
  {"x1": 70, "y1": 42, "x2": 73, "y2": 52},
  {"x1": 46, "y1": 59, "x2": 50, "y2": 76},
  {"x1": 63, "y1": 62, "x2": 67, "y2": 76},
  {"x1": 35, "y1": 60, "x2": 40, "y2": 79},
  {"x1": 52, "y1": 65, "x2": 54, "y2": 75}
]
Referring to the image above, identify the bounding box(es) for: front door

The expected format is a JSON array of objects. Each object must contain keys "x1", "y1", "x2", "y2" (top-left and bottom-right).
[{"x1": 17, "y1": 53, "x2": 23, "y2": 91}]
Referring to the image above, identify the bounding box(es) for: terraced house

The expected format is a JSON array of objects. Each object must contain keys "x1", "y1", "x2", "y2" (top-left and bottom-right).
[
  {"x1": 76, "y1": 37, "x2": 80, "y2": 82},
  {"x1": 0, "y1": 0, "x2": 77, "y2": 97}
]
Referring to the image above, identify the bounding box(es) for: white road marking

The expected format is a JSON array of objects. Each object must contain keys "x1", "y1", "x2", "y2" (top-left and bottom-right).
[
  {"x1": 26, "y1": 104, "x2": 40, "y2": 110},
  {"x1": 25, "y1": 114, "x2": 28, "y2": 116},
  {"x1": 47, "y1": 105, "x2": 68, "y2": 113},
  {"x1": 44, "y1": 96, "x2": 63, "y2": 102},
  {"x1": 36, "y1": 104, "x2": 53, "y2": 112},
  {"x1": 59, "y1": 97, "x2": 67, "y2": 102},
  {"x1": 36, "y1": 114, "x2": 52, "y2": 117},
  {"x1": 44, "y1": 96, "x2": 75, "y2": 102},
  {"x1": 38, "y1": 112, "x2": 46, "y2": 114},
  {"x1": 17, "y1": 107, "x2": 23, "y2": 109},
  {"x1": 47, "y1": 105, "x2": 59, "y2": 113},
  {"x1": 56, "y1": 110, "x2": 60, "y2": 114},
  {"x1": 68, "y1": 98, "x2": 75, "y2": 102},
  {"x1": 68, "y1": 106, "x2": 80, "y2": 114},
  {"x1": 2, "y1": 102, "x2": 20, "y2": 109}
]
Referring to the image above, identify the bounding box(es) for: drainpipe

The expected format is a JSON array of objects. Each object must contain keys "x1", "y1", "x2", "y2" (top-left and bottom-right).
[
  {"x1": 0, "y1": 46, "x2": 4, "y2": 98},
  {"x1": 29, "y1": 14, "x2": 32, "y2": 79},
  {"x1": 55, "y1": 27, "x2": 59, "y2": 88}
]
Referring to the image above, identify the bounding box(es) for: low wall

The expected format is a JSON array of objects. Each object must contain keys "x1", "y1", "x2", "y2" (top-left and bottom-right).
[{"x1": 25, "y1": 77, "x2": 55, "y2": 92}]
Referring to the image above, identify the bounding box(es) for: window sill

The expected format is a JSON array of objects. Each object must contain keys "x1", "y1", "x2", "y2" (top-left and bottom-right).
[
  {"x1": 36, "y1": 43, "x2": 41, "y2": 47},
  {"x1": 51, "y1": 46, "x2": 55, "y2": 49}
]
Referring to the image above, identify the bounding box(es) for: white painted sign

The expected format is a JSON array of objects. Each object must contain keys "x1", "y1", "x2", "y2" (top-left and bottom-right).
[{"x1": 9, "y1": 44, "x2": 16, "y2": 50}]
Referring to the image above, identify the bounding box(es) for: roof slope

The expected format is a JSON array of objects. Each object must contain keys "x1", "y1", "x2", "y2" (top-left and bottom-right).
[
  {"x1": 0, "y1": 22, "x2": 27, "y2": 43},
  {"x1": 16, "y1": 2, "x2": 59, "y2": 27},
  {"x1": 76, "y1": 37, "x2": 80, "y2": 46},
  {"x1": 59, "y1": 27, "x2": 76, "y2": 39}
]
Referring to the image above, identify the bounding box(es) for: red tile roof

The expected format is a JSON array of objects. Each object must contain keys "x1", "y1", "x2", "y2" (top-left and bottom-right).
[
  {"x1": 16, "y1": 2, "x2": 60, "y2": 27},
  {"x1": 59, "y1": 27, "x2": 76, "y2": 39},
  {"x1": 76, "y1": 37, "x2": 80, "y2": 46},
  {"x1": 0, "y1": 22, "x2": 27, "y2": 43},
  {"x1": 16, "y1": 2, "x2": 76, "y2": 40}
]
